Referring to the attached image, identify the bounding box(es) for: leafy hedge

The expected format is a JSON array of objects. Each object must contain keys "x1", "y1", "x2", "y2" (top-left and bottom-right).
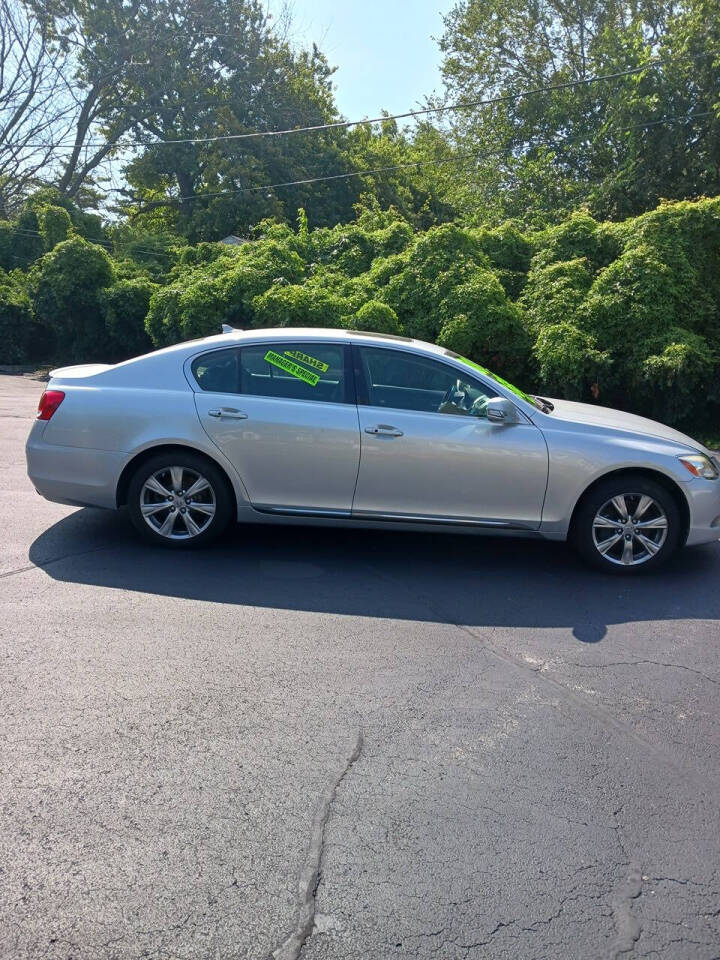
[{"x1": 2, "y1": 196, "x2": 719, "y2": 433}]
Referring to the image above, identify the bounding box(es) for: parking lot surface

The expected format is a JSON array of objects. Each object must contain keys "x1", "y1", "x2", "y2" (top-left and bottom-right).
[{"x1": 1, "y1": 372, "x2": 719, "y2": 960}]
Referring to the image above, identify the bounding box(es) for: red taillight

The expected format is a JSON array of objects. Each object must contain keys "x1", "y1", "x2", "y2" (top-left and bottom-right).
[{"x1": 37, "y1": 390, "x2": 65, "y2": 421}]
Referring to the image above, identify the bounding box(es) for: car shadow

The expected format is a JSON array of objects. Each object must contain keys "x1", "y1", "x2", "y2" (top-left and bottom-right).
[{"x1": 30, "y1": 508, "x2": 720, "y2": 643}]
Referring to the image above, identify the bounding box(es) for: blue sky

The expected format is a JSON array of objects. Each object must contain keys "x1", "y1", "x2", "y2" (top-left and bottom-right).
[{"x1": 267, "y1": 0, "x2": 454, "y2": 121}]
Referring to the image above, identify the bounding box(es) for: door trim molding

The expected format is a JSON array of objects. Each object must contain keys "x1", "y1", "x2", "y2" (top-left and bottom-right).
[
  {"x1": 352, "y1": 510, "x2": 533, "y2": 529},
  {"x1": 252, "y1": 503, "x2": 533, "y2": 529},
  {"x1": 253, "y1": 504, "x2": 353, "y2": 518}
]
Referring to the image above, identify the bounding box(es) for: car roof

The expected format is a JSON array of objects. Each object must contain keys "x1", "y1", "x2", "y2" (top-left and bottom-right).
[
  {"x1": 103, "y1": 326, "x2": 448, "y2": 381},
  {"x1": 196, "y1": 326, "x2": 427, "y2": 348},
  {"x1": 141, "y1": 326, "x2": 452, "y2": 361}
]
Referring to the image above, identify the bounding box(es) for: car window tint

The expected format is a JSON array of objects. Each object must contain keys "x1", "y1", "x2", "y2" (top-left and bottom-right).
[
  {"x1": 239, "y1": 342, "x2": 347, "y2": 404},
  {"x1": 191, "y1": 348, "x2": 241, "y2": 393},
  {"x1": 357, "y1": 346, "x2": 494, "y2": 417}
]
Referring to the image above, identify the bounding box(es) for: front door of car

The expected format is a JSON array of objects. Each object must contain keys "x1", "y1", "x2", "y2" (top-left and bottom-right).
[
  {"x1": 192, "y1": 341, "x2": 360, "y2": 513},
  {"x1": 351, "y1": 345, "x2": 548, "y2": 527}
]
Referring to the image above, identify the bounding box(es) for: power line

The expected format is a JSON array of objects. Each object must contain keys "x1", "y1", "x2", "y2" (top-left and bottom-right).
[
  {"x1": 17, "y1": 60, "x2": 673, "y2": 152},
  {"x1": 112, "y1": 110, "x2": 713, "y2": 208},
  {"x1": 5, "y1": 110, "x2": 711, "y2": 230},
  {"x1": 10, "y1": 228, "x2": 176, "y2": 259}
]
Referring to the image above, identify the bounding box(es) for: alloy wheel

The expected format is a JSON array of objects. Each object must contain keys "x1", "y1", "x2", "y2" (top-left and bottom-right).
[
  {"x1": 591, "y1": 492, "x2": 668, "y2": 566},
  {"x1": 139, "y1": 465, "x2": 216, "y2": 540}
]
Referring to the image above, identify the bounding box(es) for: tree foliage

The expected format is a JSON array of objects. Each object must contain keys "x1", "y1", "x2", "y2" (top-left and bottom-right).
[
  {"x1": 437, "y1": 0, "x2": 720, "y2": 224},
  {"x1": 0, "y1": 270, "x2": 33, "y2": 363},
  {"x1": 28, "y1": 235, "x2": 114, "y2": 359}
]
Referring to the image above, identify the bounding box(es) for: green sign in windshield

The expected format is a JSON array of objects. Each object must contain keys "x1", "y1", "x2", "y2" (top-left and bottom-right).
[{"x1": 454, "y1": 355, "x2": 533, "y2": 404}]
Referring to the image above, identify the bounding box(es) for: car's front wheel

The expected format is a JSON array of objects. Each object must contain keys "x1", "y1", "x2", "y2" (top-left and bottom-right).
[
  {"x1": 127, "y1": 452, "x2": 233, "y2": 547},
  {"x1": 572, "y1": 474, "x2": 683, "y2": 573}
]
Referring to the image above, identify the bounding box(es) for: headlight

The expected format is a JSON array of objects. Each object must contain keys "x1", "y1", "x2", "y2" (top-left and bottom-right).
[{"x1": 678, "y1": 454, "x2": 720, "y2": 480}]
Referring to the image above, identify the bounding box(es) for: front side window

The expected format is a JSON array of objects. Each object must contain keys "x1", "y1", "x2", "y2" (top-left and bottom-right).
[{"x1": 356, "y1": 346, "x2": 494, "y2": 417}]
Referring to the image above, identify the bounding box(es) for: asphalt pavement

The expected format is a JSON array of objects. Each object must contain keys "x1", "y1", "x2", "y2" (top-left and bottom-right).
[{"x1": 1, "y1": 372, "x2": 719, "y2": 960}]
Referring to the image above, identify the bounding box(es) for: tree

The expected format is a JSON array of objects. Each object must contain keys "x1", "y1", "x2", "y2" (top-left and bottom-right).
[
  {"x1": 0, "y1": 0, "x2": 72, "y2": 215},
  {"x1": 436, "y1": 0, "x2": 720, "y2": 223},
  {"x1": 82, "y1": 0, "x2": 358, "y2": 239}
]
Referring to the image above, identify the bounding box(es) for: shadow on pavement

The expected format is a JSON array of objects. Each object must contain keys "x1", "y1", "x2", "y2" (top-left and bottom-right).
[{"x1": 30, "y1": 507, "x2": 720, "y2": 642}]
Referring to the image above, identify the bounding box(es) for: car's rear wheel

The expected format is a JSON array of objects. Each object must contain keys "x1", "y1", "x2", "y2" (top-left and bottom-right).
[
  {"x1": 127, "y1": 452, "x2": 233, "y2": 547},
  {"x1": 572, "y1": 474, "x2": 683, "y2": 573}
]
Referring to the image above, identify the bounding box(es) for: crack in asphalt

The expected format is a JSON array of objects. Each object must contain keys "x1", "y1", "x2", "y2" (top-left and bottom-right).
[
  {"x1": 0, "y1": 543, "x2": 116, "y2": 581},
  {"x1": 566, "y1": 659, "x2": 720, "y2": 687},
  {"x1": 610, "y1": 862, "x2": 643, "y2": 959},
  {"x1": 271, "y1": 728, "x2": 363, "y2": 960},
  {"x1": 355, "y1": 554, "x2": 720, "y2": 793}
]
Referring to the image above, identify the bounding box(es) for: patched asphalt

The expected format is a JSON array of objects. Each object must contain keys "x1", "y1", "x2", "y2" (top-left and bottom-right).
[{"x1": 1, "y1": 373, "x2": 719, "y2": 960}]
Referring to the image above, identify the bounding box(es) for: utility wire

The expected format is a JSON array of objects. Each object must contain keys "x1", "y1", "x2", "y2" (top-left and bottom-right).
[
  {"x1": 6, "y1": 110, "x2": 712, "y2": 229},
  {"x1": 16, "y1": 60, "x2": 674, "y2": 151},
  {"x1": 10, "y1": 228, "x2": 176, "y2": 259},
  {"x1": 111, "y1": 110, "x2": 713, "y2": 207}
]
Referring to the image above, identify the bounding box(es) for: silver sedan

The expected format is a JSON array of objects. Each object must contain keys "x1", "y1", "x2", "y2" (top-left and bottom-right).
[{"x1": 26, "y1": 327, "x2": 720, "y2": 573}]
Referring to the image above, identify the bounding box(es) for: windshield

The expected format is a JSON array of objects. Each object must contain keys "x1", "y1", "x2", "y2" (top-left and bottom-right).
[{"x1": 444, "y1": 351, "x2": 550, "y2": 412}]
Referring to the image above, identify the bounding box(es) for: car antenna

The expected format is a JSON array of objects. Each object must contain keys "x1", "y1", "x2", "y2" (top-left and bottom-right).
[{"x1": 221, "y1": 324, "x2": 242, "y2": 334}]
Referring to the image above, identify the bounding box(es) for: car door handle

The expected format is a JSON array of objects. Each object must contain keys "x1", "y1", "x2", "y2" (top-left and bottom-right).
[
  {"x1": 365, "y1": 424, "x2": 403, "y2": 437},
  {"x1": 208, "y1": 407, "x2": 248, "y2": 419}
]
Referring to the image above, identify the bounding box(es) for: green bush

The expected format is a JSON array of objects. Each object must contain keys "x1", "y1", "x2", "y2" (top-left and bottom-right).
[
  {"x1": 10, "y1": 209, "x2": 45, "y2": 269},
  {"x1": 349, "y1": 300, "x2": 401, "y2": 334},
  {"x1": 102, "y1": 278, "x2": 156, "y2": 358},
  {"x1": 0, "y1": 272, "x2": 33, "y2": 364},
  {"x1": 145, "y1": 239, "x2": 306, "y2": 345},
  {"x1": 519, "y1": 258, "x2": 593, "y2": 335},
  {"x1": 28, "y1": 237, "x2": 115, "y2": 361},
  {"x1": 473, "y1": 223, "x2": 532, "y2": 298},
  {"x1": 640, "y1": 327, "x2": 715, "y2": 423},
  {"x1": 533, "y1": 323, "x2": 612, "y2": 400},
  {"x1": 252, "y1": 285, "x2": 350, "y2": 329},
  {"x1": 145, "y1": 286, "x2": 185, "y2": 347},
  {"x1": 378, "y1": 224, "x2": 491, "y2": 341},
  {"x1": 0, "y1": 223, "x2": 13, "y2": 272},
  {"x1": 582, "y1": 244, "x2": 694, "y2": 359},
  {"x1": 436, "y1": 270, "x2": 531, "y2": 381},
  {"x1": 532, "y1": 211, "x2": 619, "y2": 272}
]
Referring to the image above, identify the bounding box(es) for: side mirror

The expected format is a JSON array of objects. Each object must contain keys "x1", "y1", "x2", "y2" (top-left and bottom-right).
[{"x1": 486, "y1": 396, "x2": 519, "y2": 424}]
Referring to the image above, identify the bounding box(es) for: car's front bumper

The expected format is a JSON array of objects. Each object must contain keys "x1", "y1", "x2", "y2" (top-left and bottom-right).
[
  {"x1": 685, "y1": 476, "x2": 720, "y2": 546},
  {"x1": 26, "y1": 423, "x2": 125, "y2": 510}
]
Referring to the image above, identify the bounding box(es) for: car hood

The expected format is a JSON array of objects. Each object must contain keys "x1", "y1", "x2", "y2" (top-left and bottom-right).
[{"x1": 543, "y1": 398, "x2": 710, "y2": 454}]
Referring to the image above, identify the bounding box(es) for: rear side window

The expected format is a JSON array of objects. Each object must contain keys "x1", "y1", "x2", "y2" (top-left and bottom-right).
[
  {"x1": 240, "y1": 342, "x2": 347, "y2": 403},
  {"x1": 191, "y1": 342, "x2": 348, "y2": 404}
]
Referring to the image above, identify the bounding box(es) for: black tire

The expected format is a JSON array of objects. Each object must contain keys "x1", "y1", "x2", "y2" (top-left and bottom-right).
[
  {"x1": 571, "y1": 474, "x2": 683, "y2": 574},
  {"x1": 127, "y1": 450, "x2": 233, "y2": 548}
]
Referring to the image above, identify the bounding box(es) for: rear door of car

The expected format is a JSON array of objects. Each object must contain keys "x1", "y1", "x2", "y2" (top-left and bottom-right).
[
  {"x1": 351, "y1": 344, "x2": 548, "y2": 528},
  {"x1": 191, "y1": 340, "x2": 361, "y2": 514}
]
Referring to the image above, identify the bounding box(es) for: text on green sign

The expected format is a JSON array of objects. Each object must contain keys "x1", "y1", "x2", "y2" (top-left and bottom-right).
[{"x1": 264, "y1": 350, "x2": 319, "y2": 386}]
